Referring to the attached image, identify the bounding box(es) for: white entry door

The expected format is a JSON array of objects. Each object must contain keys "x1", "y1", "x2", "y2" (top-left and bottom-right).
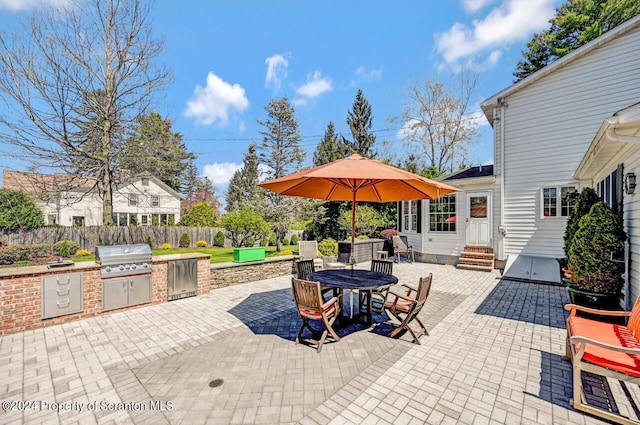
[{"x1": 466, "y1": 192, "x2": 491, "y2": 246}]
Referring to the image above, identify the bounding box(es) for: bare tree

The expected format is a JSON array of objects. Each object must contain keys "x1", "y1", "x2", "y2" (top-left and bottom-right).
[
  {"x1": 0, "y1": 0, "x2": 170, "y2": 225},
  {"x1": 399, "y1": 71, "x2": 479, "y2": 174}
]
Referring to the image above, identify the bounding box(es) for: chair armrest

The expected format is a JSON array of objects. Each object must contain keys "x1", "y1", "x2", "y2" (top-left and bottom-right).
[
  {"x1": 322, "y1": 297, "x2": 339, "y2": 309},
  {"x1": 564, "y1": 303, "x2": 631, "y2": 318},
  {"x1": 570, "y1": 335, "x2": 640, "y2": 356}
]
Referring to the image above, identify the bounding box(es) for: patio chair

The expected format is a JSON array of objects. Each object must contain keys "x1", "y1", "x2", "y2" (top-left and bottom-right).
[
  {"x1": 392, "y1": 235, "x2": 414, "y2": 263},
  {"x1": 370, "y1": 259, "x2": 394, "y2": 312},
  {"x1": 291, "y1": 278, "x2": 341, "y2": 353},
  {"x1": 299, "y1": 240, "x2": 324, "y2": 270},
  {"x1": 295, "y1": 259, "x2": 316, "y2": 280},
  {"x1": 384, "y1": 274, "x2": 432, "y2": 344}
]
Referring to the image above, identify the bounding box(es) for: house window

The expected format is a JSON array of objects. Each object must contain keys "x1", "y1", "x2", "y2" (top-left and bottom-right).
[
  {"x1": 129, "y1": 193, "x2": 138, "y2": 206},
  {"x1": 598, "y1": 167, "x2": 623, "y2": 216},
  {"x1": 150, "y1": 195, "x2": 159, "y2": 207},
  {"x1": 118, "y1": 213, "x2": 128, "y2": 227},
  {"x1": 429, "y1": 195, "x2": 456, "y2": 232},
  {"x1": 402, "y1": 200, "x2": 418, "y2": 232},
  {"x1": 47, "y1": 214, "x2": 57, "y2": 225},
  {"x1": 142, "y1": 178, "x2": 149, "y2": 186},
  {"x1": 541, "y1": 186, "x2": 576, "y2": 217},
  {"x1": 72, "y1": 216, "x2": 85, "y2": 227},
  {"x1": 129, "y1": 214, "x2": 137, "y2": 226},
  {"x1": 141, "y1": 215, "x2": 149, "y2": 226}
]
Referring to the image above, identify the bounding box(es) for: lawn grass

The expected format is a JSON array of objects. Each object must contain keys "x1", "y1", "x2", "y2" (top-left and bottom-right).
[{"x1": 71, "y1": 245, "x2": 299, "y2": 264}]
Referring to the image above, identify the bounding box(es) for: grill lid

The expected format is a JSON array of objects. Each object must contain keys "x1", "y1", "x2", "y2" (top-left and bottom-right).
[{"x1": 95, "y1": 244, "x2": 152, "y2": 265}]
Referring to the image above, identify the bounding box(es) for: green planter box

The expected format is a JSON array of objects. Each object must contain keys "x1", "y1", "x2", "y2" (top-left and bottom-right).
[{"x1": 233, "y1": 247, "x2": 266, "y2": 263}]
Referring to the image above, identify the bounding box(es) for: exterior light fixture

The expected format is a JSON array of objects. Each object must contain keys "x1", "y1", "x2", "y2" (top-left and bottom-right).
[{"x1": 625, "y1": 172, "x2": 636, "y2": 195}]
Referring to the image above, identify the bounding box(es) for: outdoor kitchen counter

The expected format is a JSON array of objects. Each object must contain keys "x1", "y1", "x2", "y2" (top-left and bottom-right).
[{"x1": 0, "y1": 254, "x2": 211, "y2": 335}]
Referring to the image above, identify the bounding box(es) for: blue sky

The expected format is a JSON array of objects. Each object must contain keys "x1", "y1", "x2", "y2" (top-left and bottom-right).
[{"x1": 0, "y1": 0, "x2": 563, "y2": 194}]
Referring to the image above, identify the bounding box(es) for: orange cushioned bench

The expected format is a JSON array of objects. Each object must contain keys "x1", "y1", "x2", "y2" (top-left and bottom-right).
[{"x1": 565, "y1": 297, "x2": 640, "y2": 425}]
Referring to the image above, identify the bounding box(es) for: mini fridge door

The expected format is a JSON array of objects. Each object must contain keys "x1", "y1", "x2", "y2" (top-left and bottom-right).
[{"x1": 168, "y1": 258, "x2": 198, "y2": 300}]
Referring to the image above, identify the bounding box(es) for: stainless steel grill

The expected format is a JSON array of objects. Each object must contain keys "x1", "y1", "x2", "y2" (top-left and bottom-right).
[{"x1": 95, "y1": 244, "x2": 152, "y2": 278}]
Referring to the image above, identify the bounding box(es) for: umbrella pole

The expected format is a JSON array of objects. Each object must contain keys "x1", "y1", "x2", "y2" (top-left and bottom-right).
[{"x1": 351, "y1": 190, "x2": 356, "y2": 274}]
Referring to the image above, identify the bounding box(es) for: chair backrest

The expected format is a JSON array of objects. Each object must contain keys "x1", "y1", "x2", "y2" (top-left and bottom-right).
[
  {"x1": 296, "y1": 259, "x2": 315, "y2": 280},
  {"x1": 371, "y1": 259, "x2": 393, "y2": 275},
  {"x1": 299, "y1": 241, "x2": 319, "y2": 259},
  {"x1": 291, "y1": 278, "x2": 324, "y2": 313},
  {"x1": 392, "y1": 235, "x2": 408, "y2": 251},
  {"x1": 628, "y1": 296, "x2": 640, "y2": 338},
  {"x1": 410, "y1": 274, "x2": 432, "y2": 316}
]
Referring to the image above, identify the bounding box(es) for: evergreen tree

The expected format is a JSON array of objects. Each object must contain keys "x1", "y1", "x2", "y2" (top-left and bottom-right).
[
  {"x1": 514, "y1": 0, "x2": 640, "y2": 81},
  {"x1": 342, "y1": 89, "x2": 376, "y2": 158},
  {"x1": 313, "y1": 122, "x2": 344, "y2": 166},
  {"x1": 225, "y1": 144, "x2": 263, "y2": 213},
  {"x1": 182, "y1": 162, "x2": 221, "y2": 215},
  {"x1": 121, "y1": 111, "x2": 195, "y2": 191}
]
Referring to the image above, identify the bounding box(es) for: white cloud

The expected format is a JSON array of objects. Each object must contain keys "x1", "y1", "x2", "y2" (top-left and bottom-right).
[
  {"x1": 355, "y1": 66, "x2": 383, "y2": 82},
  {"x1": 462, "y1": 0, "x2": 500, "y2": 13},
  {"x1": 265, "y1": 54, "x2": 289, "y2": 92},
  {"x1": 295, "y1": 71, "x2": 333, "y2": 98},
  {"x1": 0, "y1": 0, "x2": 71, "y2": 11},
  {"x1": 435, "y1": 0, "x2": 555, "y2": 68},
  {"x1": 202, "y1": 162, "x2": 241, "y2": 186},
  {"x1": 184, "y1": 72, "x2": 249, "y2": 126}
]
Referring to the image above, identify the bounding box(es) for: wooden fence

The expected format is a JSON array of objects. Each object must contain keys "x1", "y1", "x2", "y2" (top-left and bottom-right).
[{"x1": 0, "y1": 226, "x2": 229, "y2": 250}]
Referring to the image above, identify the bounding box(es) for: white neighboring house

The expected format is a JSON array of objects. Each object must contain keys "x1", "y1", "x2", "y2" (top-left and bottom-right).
[
  {"x1": 399, "y1": 15, "x2": 640, "y2": 295},
  {"x1": 2, "y1": 171, "x2": 181, "y2": 226}
]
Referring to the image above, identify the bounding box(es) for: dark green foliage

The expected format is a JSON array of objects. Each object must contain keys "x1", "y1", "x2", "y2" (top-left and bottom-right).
[
  {"x1": 179, "y1": 233, "x2": 191, "y2": 248},
  {"x1": 282, "y1": 238, "x2": 289, "y2": 246},
  {"x1": 226, "y1": 144, "x2": 264, "y2": 213},
  {"x1": 563, "y1": 187, "x2": 600, "y2": 257},
  {"x1": 514, "y1": 0, "x2": 640, "y2": 80},
  {"x1": 0, "y1": 245, "x2": 32, "y2": 265},
  {"x1": 145, "y1": 233, "x2": 154, "y2": 249},
  {"x1": 342, "y1": 89, "x2": 376, "y2": 158},
  {"x1": 179, "y1": 202, "x2": 217, "y2": 227},
  {"x1": 290, "y1": 234, "x2": 299, "y2": 245},
  {"x1": 120, "y1": 111, "x2": 195, "y2": 192},
  {"x1": 53, "y1": 239, "x2": 79, "y2": 257},
  {"x1": 214, "y1": 230, "x2": 226, "y2": 247},
  {"x1": 313, "y1": 121, "x2": 344, "y2": 166},
  {"x1": 568, "y1": 202, "x2": 626, "y2": 295},
  {"x1": 0, "y1": 189, "x2": 44, "y2": 231},
  {"x1": 246, "y1": 237, "x2": 255, "y2": 247},
  {"x1": 30, "y1": 244, "x2": 51, "y2": 258}
]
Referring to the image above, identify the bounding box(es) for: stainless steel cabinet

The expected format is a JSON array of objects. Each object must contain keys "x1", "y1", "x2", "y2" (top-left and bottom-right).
[
  {"x1": 102, "y1": 275, "x2": 151, "y2": 312},
  {"x1": 42, "y1": 273, "x2": 83, "y2": 319}
]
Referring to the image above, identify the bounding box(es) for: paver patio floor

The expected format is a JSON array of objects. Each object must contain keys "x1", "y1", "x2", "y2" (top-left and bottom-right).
[{"x1": 0, "y1": 262, "x2": 635, "y2": 424}]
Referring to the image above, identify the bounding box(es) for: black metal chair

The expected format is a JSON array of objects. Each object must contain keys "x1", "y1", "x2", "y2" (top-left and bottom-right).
[{"x1": 370, "y1": 259, "x2": 394, "y2": 312}]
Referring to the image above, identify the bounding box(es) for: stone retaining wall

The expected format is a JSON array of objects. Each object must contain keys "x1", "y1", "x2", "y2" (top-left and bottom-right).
[{"x1": 210, "y1": 256, "x2": 295, "y2": 289}]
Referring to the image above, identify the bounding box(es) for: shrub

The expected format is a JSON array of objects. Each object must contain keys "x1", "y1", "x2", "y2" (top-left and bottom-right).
[
  {"x1": 179, "y1": 202, "x2": 217, "y2": 227},
  {"x1": 75, "y1": 249, "x2": 92, "y2": 257},
  {"x1": 339, "y1": 205, "x2": 385, "y2": 238},
  {"x1": 318, "y1": 238, "x2": 338, "y2": 256},
  {"x1": 53, "y1": 239, "x2": 79, "y2": 257},
  {"x1": 282, "y1": 238, "x2": 289, "y2": 246},
  {"x1": 221, "y1": 208, "x2": 270, "y2": 248},
  {"x1": 290, "y1": 234, "x2": 299, "y2": 245},
  {"x1": 161, "y1": 243, "x2": 172, "y2": 249},
  {"x1": 568, "y1": 202, "x2": 626, "y2": 295},
  {"x1": 145, "y1": 233, "x2": 154, "y2": 249},
  {"x1": 0, "y1": 245, "x2": 31, "y2": 265},
  {"x1": 563, "y1": 187, "x2": 599, "y2": 257},
  {"x1": 269, "y1": 232, "x2": 277, "y2": 246},
  {"x1": 356, "y1": 235, "x2": 369, "y2": 240},
  {"x1": 246, "y1": 236, "x2": 255, "y2": 246},
  {"x1": 0, "y1": 189, "x2": 44, "y2": 231},
  {"x1": 196, "y1": 240, "x2": 208, "y2": 247},
  {"x1": 278, "y1": 250, "x2": 293, "y2": 256},
  {"x1": 179, "y1": 233, "x2": 190, "y2": 248},
  {"x1": 30, "y1": 244, "x2": 51, "y2": 258},
  {"x1": 214, "y1": 230, "x2": 226, "y2": 247}
]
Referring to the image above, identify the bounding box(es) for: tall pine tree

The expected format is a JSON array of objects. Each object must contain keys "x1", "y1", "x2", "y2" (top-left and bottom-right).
[
  {"x1": 225, "y1": 144, "x2": 263, "y2": 213},
  {"x1": 342, "y1": 89, "x2": 376, "y2": 158},
  {"x1": 313, "y1": 121, "x2": 344, "y2": 166}
]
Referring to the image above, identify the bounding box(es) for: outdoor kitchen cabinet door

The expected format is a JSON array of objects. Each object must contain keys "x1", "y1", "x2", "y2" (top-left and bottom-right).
[
  {"x1": 103, "y1": 279, "x2": 129, "y2": 311},
  {"x1": 128, "y1": 275, "x2": 151, "y2": 307}
]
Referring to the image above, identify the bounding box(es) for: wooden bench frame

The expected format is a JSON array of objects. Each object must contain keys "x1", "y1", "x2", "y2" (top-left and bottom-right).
[{"x1": 565, "y1": 300, "x2": 640, "y2": 425}]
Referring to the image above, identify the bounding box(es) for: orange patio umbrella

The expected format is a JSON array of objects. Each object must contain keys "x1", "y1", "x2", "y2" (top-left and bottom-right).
[{"x1": 258, "y1": 154, "x2": 460, "y2": 264}]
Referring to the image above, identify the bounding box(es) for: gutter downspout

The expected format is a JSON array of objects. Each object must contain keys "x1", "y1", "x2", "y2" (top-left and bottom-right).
[{"x1": 499, "y1": 100, "x2": 508, "y2": 260}]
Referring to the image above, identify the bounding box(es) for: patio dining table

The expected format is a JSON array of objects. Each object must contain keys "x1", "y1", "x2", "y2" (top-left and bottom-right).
[{"x1": 308, "y1": 269, "x2": 398, "y2": 326}]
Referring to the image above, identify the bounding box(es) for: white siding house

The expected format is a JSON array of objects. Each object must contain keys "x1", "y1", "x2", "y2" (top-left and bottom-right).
[
  {"x1": 481, "y1": 15, "x2": 640, "y2": 261},
  {"x1": 3, "y1": 171, "x2": 181, "y2": 226},
  {"x1": 399, "y1": 14, "x2": 640, "y2": 290}
]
